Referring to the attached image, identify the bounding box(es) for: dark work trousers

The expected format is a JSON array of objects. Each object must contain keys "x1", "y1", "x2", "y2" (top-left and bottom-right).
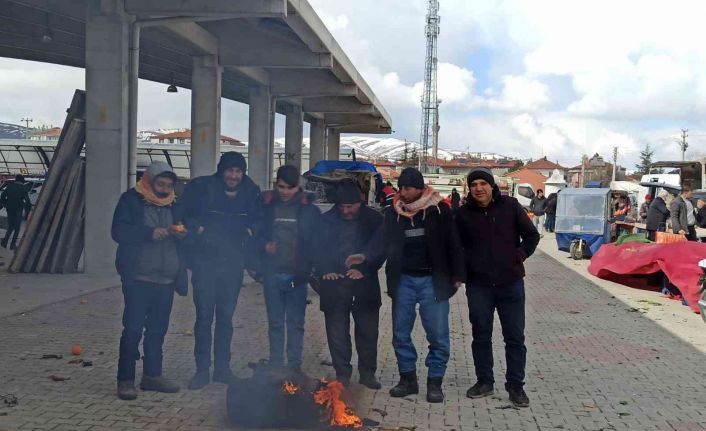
[
  {"x1": 687, "y1": 225, "x2": 698, "y2": 242},
  {"x1": 117, "y1": 280, "x2": 175, "y2": 382},
  {"x1": 2, "y1": 208, "x2": 23, "y2": 247},
  {"x1": 466, "y1": 279, "x2": 527, "y2": 390},
  {"x1": 323, "y1": 300, "x2": 379, "y2": 380},
  {"x1": 192, "y1": 263, "x2": 244, "y2": 373}
]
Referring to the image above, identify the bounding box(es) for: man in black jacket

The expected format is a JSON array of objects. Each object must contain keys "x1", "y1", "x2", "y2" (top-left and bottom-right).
[
  {"x1": 455, "y1": 168, "x2": 539, "y2": 408},
  {"x1": 111, "y1": 162, "x2": 187, "y2": 400},
  {"x1": 0, "y1": 175, "x2": 32, "y2": 249},
  {"x1": 544, "y1": 191, "x2": 558, "y2": 232},
  {"x1": 360, "y1": 167, "x2": 465, "y2": 403},
  {"x1": 176, "y1": 152, "x2": 262, "y2": 389},
  {"x1": 529, "y1": 189, "x2": 546, "y2": 236},
  {"x1": 256, "y1": 165, "x2": 320, "y2": 373},
  {"x1": 645, "y1": 190, "x2": 670, "y2": 241},
  {"x1": 315, "y1": 180, "x2": 384, "y2": 389},
  {"x1": 671, "y1": 187, "x2": 697, "y2": 241},
  {"x1": 451, "y1": 188, "x2": 461, "y2": 210}
]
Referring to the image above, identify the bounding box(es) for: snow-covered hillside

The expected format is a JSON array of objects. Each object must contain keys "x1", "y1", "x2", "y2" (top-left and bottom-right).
[
  {"x1": 0, "y1": 122, "x2": 28, "y2": 139},
  {"x1": 273, "y1": 136, "x2": 508, "y2": 161}
]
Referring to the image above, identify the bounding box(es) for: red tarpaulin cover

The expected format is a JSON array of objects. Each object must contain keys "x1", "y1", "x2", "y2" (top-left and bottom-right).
[{"x1": 588, "y1": 242, "x2": 706, "y2": 314}]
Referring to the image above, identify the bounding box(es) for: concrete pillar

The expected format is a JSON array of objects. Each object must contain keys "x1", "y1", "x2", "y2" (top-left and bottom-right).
[
  {"x1": 309, "y1": 120, "x2": 326, "y2": 168},
  {"x1": 85, "y1": 0, "x2": 132, "y2": 274},
  {"x1": 190, "y1": 55, "x2": 222, "y2": 178},
  {"x1": 327, "y1": 129, "x2": 341, "y2": 161},
  {"x1": 248, "y1": 86, "x2": 272, "y2": 190},
  {"x1": 284, "y1": 105, "x2": 303, "y2": 171}
]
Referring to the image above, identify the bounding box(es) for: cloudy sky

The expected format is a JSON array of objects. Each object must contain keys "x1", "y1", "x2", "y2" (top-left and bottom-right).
[{"x1": 2, "y1": 0, "x2": 706, "y2": 169}]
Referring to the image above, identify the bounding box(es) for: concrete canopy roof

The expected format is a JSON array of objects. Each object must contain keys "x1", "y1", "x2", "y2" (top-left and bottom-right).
[{"x1": 0, "y1": 0, "x2": 391, "y2": 134}]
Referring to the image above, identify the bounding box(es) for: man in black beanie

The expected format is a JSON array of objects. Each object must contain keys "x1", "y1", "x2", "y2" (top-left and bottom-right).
[
  {"x1": 455, "y1": 167, "x2": 539, "y2": 408},
  {"x1": 314, "y1": 180, "x2": 384, "y2": 388},
  {"x1": 176, "y1": 151, "x2": 262, "y2": 389},
  {"x1": 356, "y1": 167, "x2": 465, "y2": 403}
]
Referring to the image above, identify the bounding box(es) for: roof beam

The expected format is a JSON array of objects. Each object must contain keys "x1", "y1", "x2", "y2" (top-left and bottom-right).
[
  {"x1": 302, "y1": 97, "x2": 374, "y2": 114},
  {"x1": 324, "y1": 113, "x2": 385, "y2": 127},
  {"x1": 161, "y1": 22, "x2": 218, "y2": 55},
  {"x1": 220, "y1": 40, "x2": 331, "y2": 68},
  {"x1": 270, "y1": 70, "x2": 356, "y2": 97},
  {"x1": 125, "y1": 0, "x2": 287, "y2": 18},
  {"x1": 335, "y1": 123, "x2": 392, "y2": 134}
]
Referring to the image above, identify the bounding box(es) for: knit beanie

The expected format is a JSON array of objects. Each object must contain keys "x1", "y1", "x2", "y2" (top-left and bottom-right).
[
  {"x1": 335, "y1": 180, "x2": 363, "y2": 204},
  {"x1": 398, "y1": 167, "x2": 425, "y2": 189},
  {"x1": 467, "y1": 168, "x2": 495, "y2": 187},
  {"x1": 217, "y1": 151, "x2": 247, "y2": 174}
]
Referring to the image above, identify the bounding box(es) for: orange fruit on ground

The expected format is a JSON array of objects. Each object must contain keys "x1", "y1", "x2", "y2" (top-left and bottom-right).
[{"x1": 71, "y1": 345, "x2": 82, "y2": 356}]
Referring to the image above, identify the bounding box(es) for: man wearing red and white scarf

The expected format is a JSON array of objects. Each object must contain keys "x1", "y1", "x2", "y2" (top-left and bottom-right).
[{"x1": 356, "y1": 167, "x2": 464, "y2": 403}]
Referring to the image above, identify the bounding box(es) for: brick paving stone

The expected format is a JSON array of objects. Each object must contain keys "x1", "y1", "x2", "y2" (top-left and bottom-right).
[{"x1": 1, "y1": 250, "x2": 706, "y2": 430}]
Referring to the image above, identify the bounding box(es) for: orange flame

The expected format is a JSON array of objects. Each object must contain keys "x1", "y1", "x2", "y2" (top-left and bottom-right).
[
  {"x1": 283, "y1": 380, "x2": 300, "y2": 395},
  {"x1": 313, "y1": 379, "x2": 362, "y2": 428}
]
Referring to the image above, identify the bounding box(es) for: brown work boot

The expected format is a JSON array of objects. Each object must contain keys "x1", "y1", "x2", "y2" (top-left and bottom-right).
[
  {"x1": 140, "y1": 376, "x2": 180, "y2": 393},
  {"x1": 117, "y1": 380, "x2": 138, "y2": 400}
]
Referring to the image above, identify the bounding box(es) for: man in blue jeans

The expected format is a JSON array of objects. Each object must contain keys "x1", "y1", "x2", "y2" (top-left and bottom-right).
[
  {"x1": 257, "y1": 165, "x2": 320, "y2": 372},
  {"x1": 455, "y1": 168, "x2": 539, "y2": 408},
  {"x1": 176, "y1": 152, "x2": 262, "y2": 389},
  {"x1": 361, "y1": 167, "x2": 465, "y2": 403}
]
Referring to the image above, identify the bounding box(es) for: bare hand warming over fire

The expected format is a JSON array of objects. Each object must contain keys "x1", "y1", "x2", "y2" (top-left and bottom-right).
[
  {"x1": 344, "y1": 254, "x2": 365, "y2": 268},
  {"x1": 346, "y1": 269, "x2": 364, "y2": 280},
  {"x1": 152, "y1": 227, "x2": 169, "y2": 241},
  {"x1": 323, "y1": 273, "x2": 344, "y2": 281},
  {"x1": 265, "y1": 241, "x2": 277, "y2": 255}
]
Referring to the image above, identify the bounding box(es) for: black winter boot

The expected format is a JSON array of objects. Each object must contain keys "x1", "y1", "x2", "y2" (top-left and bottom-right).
[
  {"x1": 426, "y1": 377, "x2": 444, "y2": 403},
  {"x1": 389, "y1": 371, "x2": 418, "y2": 397}
]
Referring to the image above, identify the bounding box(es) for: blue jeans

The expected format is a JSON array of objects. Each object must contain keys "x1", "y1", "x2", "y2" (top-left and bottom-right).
[
  {"x1": 392, "y1": 275, "x2": 450, "y2": 378},
  {"x1": 467, "y1": 279, "x2": 527, "y2": 390},
  {"x1": 544, "y1": 213, "x2": 556, "y2": 231},
  {"x1": 192, "y1": 264, "x2": 244, "y2": 372},
  {"x1": 117, "y1": 281, "x2": 174, "y2": 381},
  {"x1": 263, "y1": 273, "x2": 308, "y2": 367}
]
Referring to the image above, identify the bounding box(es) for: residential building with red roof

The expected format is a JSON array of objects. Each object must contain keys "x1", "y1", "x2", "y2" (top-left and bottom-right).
[
  {"x1": 151, "y1": 129, "x2": 243, "y2": 146},
  {"x1": 506, "y1": 168, "x2": 549, "y2": 194},
  {"x1": 523, "y1": 156, "x2": 566, "y2": 177},
  {"x1": 30, "y1": 127, "x2": 61, "y2": 141}
]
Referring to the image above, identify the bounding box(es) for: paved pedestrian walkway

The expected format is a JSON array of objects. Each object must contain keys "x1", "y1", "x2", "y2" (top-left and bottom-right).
[{"x1": 1, "y1": 250, "x2": 706, "y2": 431}]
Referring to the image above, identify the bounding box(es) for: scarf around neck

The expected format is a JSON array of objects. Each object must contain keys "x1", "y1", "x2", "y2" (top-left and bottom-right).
[
  {"x1": 135, "y1": 173, "x2": 175, "y2": 207},
  {"x1": 393, "y1": 186, "x2": 443, "y2": 226}
]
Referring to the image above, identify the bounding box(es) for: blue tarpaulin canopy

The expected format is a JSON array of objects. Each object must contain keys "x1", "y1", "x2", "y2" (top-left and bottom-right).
[
  {"x1": 306, "y1": 160, "x2": 383, "y2": 191},
  {"x1": 585, "y1": 181, "x2": 603, "y2": 188}
]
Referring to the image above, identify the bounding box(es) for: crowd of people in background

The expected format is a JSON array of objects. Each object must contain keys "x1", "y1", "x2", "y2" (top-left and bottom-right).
[{"x1": 111, "y1": 157, "x2": 539, "y2": 409}]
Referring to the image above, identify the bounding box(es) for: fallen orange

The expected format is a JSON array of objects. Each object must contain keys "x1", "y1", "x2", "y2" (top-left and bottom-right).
[{"x1": 71, "y1": 345, "x2": 82, "y2": 356}]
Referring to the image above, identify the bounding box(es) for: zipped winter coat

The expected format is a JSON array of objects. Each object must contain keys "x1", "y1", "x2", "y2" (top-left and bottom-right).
[
  {"x1": 366, "y1": 201, "x2": 465, "y2": 301},
  {"x1": 111, "y1": 189, "x2": 188, "y2": 295},
  {"x1": 252, "y1": 191, "x2": 321, "y2": 285},
  {"x1": 314, "y1": 204, "x2": 384, "y2": 310},
  {"x1": 455, "y1": 185, "x2": 540, "y2": 286}
]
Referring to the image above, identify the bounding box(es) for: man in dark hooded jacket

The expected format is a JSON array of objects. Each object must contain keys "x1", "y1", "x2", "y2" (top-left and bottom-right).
[
  {"x1": 455, "y1": 168, "x2": 539, "y2": 408},
  {"x1": 315, "y1": 180, "x2": 384, "y2": 389},
  {"x1": 111, "y1": 161, "x2": 187, "y2": 400},
  {"x1": 176, "y1": 152, "x2": 262, "y2": 389}
]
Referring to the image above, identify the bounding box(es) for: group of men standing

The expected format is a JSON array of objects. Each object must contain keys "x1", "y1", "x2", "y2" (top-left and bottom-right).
[
  {"x1": 111, "y1": 154, "x2": 539, "y2": 408},
  {"x1": 644, "y1": 187, "x2": 706, "y2": 241}
]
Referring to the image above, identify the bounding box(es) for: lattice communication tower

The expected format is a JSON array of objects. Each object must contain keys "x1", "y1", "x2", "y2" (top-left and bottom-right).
[{"x1": 419, "y1": 0, "x2": 440, "y2": 173}]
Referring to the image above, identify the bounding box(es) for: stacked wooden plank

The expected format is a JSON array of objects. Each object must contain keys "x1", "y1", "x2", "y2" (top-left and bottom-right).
[{"x1": 10, "y1": 90, "x2": 86, "y2": 273}]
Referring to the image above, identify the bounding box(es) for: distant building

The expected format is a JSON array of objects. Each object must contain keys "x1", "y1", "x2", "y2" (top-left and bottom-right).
[
  {"x1": 29, "y1": 127, "x2": 61, "y2": 141},
  {"x1": 523, "y1": 156, "x2": 566, "y2": 178},
  {"x1": 567, "y1": 153, "x2": 626, "y2": 187},
  {"x1": 506, "y1": 168, "x2": 549, "y2": 193},
  {"x1": 479, "y1": 159, "x2": 521, "y2": 176},
  {"x1": 151, "y1": 129, "x2": 244, "y2": 146}
]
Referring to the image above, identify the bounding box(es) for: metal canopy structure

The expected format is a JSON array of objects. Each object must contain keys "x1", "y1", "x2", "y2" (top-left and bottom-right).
[
  {"x1": 0, "y1": 0, "x2": 392, "y2": 274},
  {"x1": 0, "y1": 0, "x2": 391, "y2": 131}
]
